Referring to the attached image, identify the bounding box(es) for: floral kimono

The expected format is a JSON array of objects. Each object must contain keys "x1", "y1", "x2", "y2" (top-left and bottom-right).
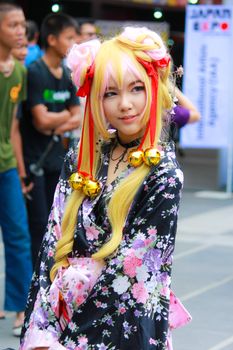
[{"x1": 20, "y1": 141, "x2": 191, "y2": 350}]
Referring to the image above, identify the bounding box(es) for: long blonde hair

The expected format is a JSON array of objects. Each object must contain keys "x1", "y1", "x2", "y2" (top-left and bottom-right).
[{"x1": 50, "y1": 29, "x2": 172, "y2": 281}]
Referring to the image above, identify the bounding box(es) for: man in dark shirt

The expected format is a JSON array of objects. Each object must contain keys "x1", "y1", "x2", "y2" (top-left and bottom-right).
[{"x1": 20, "y1": 13, "x2": 81, "y2": 265}]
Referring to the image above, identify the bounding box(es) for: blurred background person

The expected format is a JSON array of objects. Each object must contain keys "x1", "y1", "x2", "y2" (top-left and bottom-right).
[
  {"x1": 172, "y1": 86, "x2": 201, "y2": 128},
  {"x1": 167, "y1": 65, "x2": 201, "y2": 151},
  {"x1": 25, "y1": 19, "x2": 43, "y2": 67},
  {"x1": 20, "y1": 12, "x2": 82, "y2": 267},
  {"x1": 0, "y1": 2, "x2": 32, "y2": 337},
  {"x1": 67, "y1": 19, "x2": 98, "y2": 145},
  {"x1": 78, "y1": 19, "x2": 97, "y2": 42}
]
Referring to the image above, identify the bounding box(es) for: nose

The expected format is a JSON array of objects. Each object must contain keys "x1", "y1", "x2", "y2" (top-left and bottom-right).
[
  {"x1": 17, "y1": 25, "x2": 26, "y2": 39},
  {"x1": 119, "y1": 93, "x2": 133, "y2": 111}
]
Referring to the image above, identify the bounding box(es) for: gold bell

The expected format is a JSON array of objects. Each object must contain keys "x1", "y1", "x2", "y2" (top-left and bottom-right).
[
  {"x1": 83, "y1": 178, "x2": 101, "y2": 198},
  {"x1": 143, "y1": 148, "x2": 161, "y2": 166},
  {"x1": 69, "y1": 172, "x2": 85, "y2": 190},
  {"x1": 127, "y1": 149, "x2": 144, "y2": 167}
]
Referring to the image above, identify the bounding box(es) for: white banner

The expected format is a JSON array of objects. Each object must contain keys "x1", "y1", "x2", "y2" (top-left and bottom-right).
[{"x1": 181, "y1": 5, "x2": 233, "y2": 148}]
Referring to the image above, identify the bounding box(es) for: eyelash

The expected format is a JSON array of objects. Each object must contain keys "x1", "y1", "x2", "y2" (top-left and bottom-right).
[
  {"x1": 103, "y1": 91, "x2": 116, "y2": 98},
  {"x1": 132, "y1": 85, "x2": 145, "y2": 92},
  {"x1": 104, "y1": 85, "x2": 145, "y2": 98}
]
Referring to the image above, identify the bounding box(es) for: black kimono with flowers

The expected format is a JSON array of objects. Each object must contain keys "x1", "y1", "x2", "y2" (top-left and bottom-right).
[{"x1": 20, "y1": 141, "x2": 190, "y2": 350}]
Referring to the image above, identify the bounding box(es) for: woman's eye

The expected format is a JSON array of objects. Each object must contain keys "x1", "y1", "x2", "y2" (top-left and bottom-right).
[
  {"x1": 103, "y1": 91, "x2": 116, "y2": 98},
  {"x1": 132, "y1": 85, "x2": 145, "y2": 92}
]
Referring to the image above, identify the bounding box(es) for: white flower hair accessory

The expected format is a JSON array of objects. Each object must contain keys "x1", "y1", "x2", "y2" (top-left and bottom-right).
[
  {"x1": 66, "y1": 39, "x2": 101, "y2": 90},
  {"x1": 120, "y1": 26, "x2": 167, "y2": 61}
]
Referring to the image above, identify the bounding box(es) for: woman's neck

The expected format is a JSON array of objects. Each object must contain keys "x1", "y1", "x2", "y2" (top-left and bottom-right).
[
  {"x1": 117, "y1": 128, "x2": 145, "y2": 145},
  {"x1": 116, "y1": 134, "x2": 141, "y2": 149}
]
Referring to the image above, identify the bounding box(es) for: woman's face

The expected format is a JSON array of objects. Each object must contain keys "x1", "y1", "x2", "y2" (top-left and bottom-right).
[{"x1": 102, "y1": 71, "x2": 147, "y2": 143}]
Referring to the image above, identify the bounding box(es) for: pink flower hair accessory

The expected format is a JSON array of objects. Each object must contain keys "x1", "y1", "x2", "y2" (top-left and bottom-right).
[
  {"x1": 66, "y1": 39, "x2": 101, "y2": 89},
  {"x1": 120, "y1": 26, "x2": 168, "y2": 62}
]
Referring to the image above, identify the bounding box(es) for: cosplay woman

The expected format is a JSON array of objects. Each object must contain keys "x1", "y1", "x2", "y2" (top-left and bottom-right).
[{"x1": 20, "y1": 26, "x2": 191, "y2": 350}]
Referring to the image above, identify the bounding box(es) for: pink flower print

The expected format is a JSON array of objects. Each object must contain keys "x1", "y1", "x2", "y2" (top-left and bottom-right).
[
  {"x1": 78, "y1": 336, "x2": 88, "y2": 345},
  {"x1": 160, "y1": 286, "x2": 169, "y2": 297},
  {"x1": 76, "y1": 281, "x2": 83, "y2": 290},
  {"x1": 148, "y1": 228, "x2": 157, "y2": 236},
  {"x1": 69, "y1": 321, "x2": 77, "y2": 331},
  {"x1": 132, "y1": 281, "x2": 149, "y2": 304},
  {"x1": 86, "y1": 225, "x2": 100, "y2": 241},
  {"x1": 101, "y1": 286, "x2": 109, "y2": 295},
  {"x1": 144, "y1": 238, "x2": 153, "y2": 247},
  {"x1": 149, "y1": 337, "x2": 157, "y2": 345},
  {"x1": 119, "y1": 306, "x2": 126, "y2": 314},
  {"x1": 48, "y1": 249, "x2": 54, "y2": 257},
  {"x1": 76, "y1": 295, "x2": 85, "y2": 306},
  {"x1": 168, "y1": 177, "x2": 176, "y2": 186},
  {"x1": 54, "y1": 223, "x2": 61, "y2": 239},
  {"x1": 123, "y1": 253, "x2": 142, "y2": 278}
]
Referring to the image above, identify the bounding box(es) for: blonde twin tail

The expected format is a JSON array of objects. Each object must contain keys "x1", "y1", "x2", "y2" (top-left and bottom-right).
[
  {"x1": 50, "y1": 93, "x2": 102, "y2": 282},
  {"x1": 50, "y1": 110, "x2": 102, "y2": 281},
  {"x1": 50, "y1": 149, "x2": 101, "y2": 281},
  {"x1": 92, "y1": 164, "x2": 150, "y2": 260}
]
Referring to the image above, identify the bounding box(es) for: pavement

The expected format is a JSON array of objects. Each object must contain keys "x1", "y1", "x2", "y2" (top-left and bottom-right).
[{"x1": 0, "y1": 189, "x2": 233, "y2": 350}]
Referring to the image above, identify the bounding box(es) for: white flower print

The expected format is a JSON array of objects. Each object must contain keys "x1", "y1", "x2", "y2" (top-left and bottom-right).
[
  {"x1": 136, "y1": 265, "x2": 149, "y2": 282},
  {"x1": 112, "y1": 276, "x2": 130, "y2": 295}
]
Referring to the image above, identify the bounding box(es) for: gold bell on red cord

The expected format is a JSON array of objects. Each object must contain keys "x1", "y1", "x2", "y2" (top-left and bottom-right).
[
  {"x1": 83, "y1": 178, "x2": 101, "y2": 198},
  {"x1": 127, "y1": 149, "x2": 144, "y2": 167},
  {"x1": 143, "y1": 148, "x2": 161, "y2": 166},
  {"x1": 69, "y1": 172, "x2": 85, "y2": 190}
]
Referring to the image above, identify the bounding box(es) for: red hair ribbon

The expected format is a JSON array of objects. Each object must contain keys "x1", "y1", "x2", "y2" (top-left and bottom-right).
[
  {"x1": 76, "y1": 63, "x2": 95, "y2": 97},
  {"x1": 75, "y1": 63, "x2": 95, "y2": 179},
  {"x1": 137, "y1": 58, "x2": 158, "y2": 149},
  {"x1": 76, "y1": 96, "x2": 95, "y2": 179},
  {"x1": 136, "y1": 55, "x2": 170, "y2": 149},
  {"x1": 155, "y1": 54, "x2": 170, "y2": 68}
]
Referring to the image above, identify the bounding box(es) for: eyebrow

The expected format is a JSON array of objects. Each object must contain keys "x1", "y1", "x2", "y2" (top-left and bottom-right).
[
  {"x1": 106, "y1": 80, "x2": 144, "y2": 91},
  {"x1": 131, "y1": 80, "x2": 143, "y2": 85}
]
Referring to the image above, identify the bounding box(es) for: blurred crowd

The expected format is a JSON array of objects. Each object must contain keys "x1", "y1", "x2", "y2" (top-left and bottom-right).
[{"x1": 0, "y1": 2, "x2": 200, "y2": 339}]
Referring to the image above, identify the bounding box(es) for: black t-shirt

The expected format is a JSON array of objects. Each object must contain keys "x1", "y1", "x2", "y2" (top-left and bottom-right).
[{"x1": 20, "y1": 58, "x2": 79, "y2": 172}]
